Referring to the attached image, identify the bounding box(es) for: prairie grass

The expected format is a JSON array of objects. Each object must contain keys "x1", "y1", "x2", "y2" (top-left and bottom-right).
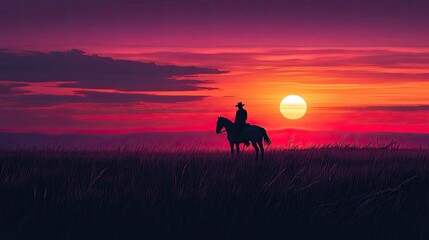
[{"x1": 0, "y1": 145, "x2": 428, "y2": 239}]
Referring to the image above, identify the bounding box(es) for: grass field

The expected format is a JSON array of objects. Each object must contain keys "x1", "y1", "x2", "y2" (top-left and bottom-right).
[{"x1": 0, "y1": 146, "x2": 428, "y2": 239}]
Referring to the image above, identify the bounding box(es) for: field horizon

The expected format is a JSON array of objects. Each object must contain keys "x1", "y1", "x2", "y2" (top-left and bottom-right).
[{"x1": 1, "y1": 129, "x2": 428, "y2": 150}]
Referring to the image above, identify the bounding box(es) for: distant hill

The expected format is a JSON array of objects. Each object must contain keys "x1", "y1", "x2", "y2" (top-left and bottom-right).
[{"x1": 0, "y1": 130, "x2": 428, "y2": 149}]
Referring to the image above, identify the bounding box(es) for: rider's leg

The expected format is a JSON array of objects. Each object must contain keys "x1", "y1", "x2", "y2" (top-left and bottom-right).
[{"x1": 237, "y1": 123, "x2": 250, "y2": 147}]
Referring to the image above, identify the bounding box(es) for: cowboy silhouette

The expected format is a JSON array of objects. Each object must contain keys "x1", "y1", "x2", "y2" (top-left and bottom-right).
[
  {"x1": 234, "y1": 102, "x2": 247, "y2": 127},
  {"x1": 234, "y1": 102, "x2": 250, "y2": 146}
]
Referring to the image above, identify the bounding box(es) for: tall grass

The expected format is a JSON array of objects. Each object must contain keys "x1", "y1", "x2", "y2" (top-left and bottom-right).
[{"x1": 0, "y1": 145, "x2": 428, "y2": 239}]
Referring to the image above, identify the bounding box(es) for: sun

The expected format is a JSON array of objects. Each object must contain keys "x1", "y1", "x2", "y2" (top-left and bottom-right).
[{"x1": 280, "y1": 95, "x2": 307, "y2": 120}]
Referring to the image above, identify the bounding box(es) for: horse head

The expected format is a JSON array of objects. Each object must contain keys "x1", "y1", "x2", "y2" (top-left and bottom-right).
[
  {"x1": 216, "y1": 116, "x2": 233, "y2": 134},
  {"x1": 216, "y1": 116, "x2": 223, "y2": 134}
]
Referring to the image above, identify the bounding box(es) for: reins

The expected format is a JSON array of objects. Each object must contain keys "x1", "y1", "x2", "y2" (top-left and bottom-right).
[{"x1": 217, "y1": 129, "x2": 227, "y2": 135}]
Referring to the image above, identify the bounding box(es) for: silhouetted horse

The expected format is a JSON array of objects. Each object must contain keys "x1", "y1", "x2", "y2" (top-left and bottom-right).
[{"x1": 216, "y1": 116, "x2": 271, "y2": 160}]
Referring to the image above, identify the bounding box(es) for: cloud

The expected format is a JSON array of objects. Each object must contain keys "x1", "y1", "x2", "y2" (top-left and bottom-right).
[
  {"x1": 0, "y1": 49, "x2": 222, "y2": 107},
  {"x1": 0, "y1": 84, "x2": 13, "y2": 94},
  {"x1": 130, "y1": 49, "x2": 429, "y2": 84},
  {"x1": 255, "y1": 50, "x2": 429, "y2": 70},
  {"x1": 1, "y1": 91, "x2": 206, "y2": 107},
  {"x1": 80, "y1": 91, "x2": 205, "y2": 104},
  {"x1": 0, "y1": 83, "x2": 29, "y2": 94},
  {"x1": 324, "y1": 105, "x2": 429, "y2": 112},
  {"x1": 364, "y1": 105, "x2": 429, "y2": 112},
  {"x1": 0, "y1": 49, "x2": 224, "y2": 91},
  {"x1": 316, "y1": 70, "x2": 429, "y2": 83}
]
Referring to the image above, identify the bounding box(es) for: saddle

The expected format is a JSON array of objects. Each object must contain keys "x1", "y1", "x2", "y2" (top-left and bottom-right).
[{"x1": 235, "y1": 123, "x2": 251, "y2": 137}]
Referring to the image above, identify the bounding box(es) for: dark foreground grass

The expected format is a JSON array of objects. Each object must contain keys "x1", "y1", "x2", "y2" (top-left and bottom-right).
[{"x1": 0, "y1": 147, "x2": 429, "y2": 239}]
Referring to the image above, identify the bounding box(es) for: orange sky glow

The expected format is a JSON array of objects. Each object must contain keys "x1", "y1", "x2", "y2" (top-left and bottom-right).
[
  {"x1": 2, "y1": 47, "x2": 427, "y2": 135},
  {"x1": 89, "y1": 47, "x2": 428, "y2": 134}
]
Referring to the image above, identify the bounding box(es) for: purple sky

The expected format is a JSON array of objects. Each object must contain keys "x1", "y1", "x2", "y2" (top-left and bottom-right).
[{"x1": 2, "y1": 0, "x2": 429, "y2": 50}]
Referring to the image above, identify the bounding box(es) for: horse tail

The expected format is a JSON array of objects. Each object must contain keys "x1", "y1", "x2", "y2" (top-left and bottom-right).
[{"x1": 263, "y1": 129, "x2": 271, "y2": 145}]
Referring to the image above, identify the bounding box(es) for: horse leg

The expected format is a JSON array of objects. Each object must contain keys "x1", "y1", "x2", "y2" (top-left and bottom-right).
[
  {"x1": 230, "y1": 142, "x2": 234, "y2": 156},
  {"x1": 235, "y1": 143, "x2": 240, "y2": 155},
  {"x1": 257, "y1": 140, "x2": 264, "y2": 160},
  {"x1": 251, "y1": 141, "x2": 259, "y2": 160}
]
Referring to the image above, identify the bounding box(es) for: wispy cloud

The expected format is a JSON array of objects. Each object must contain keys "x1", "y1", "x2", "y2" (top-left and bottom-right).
[
  {"x1": 364, "y1": 105, "x2": 429, "y2": 112},
  {"x1": 0, "y1": 84, "x2": 13, "y2": 94},
  {"x1": 0, "y1": 83, "x2": 29, "y2": 94},
  {"x1": 1, "y1": 91, "x2": 206, "y2": 107}
]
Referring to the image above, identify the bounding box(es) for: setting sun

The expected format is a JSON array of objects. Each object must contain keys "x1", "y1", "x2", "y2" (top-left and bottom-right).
[{"x1": 280, "y1": 95, "x2": 307, "y2": 120}]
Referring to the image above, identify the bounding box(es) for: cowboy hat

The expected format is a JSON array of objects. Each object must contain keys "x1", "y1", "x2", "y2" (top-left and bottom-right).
[{"x1": 236, "y1": 102, "x2": 245, "y2": 107}]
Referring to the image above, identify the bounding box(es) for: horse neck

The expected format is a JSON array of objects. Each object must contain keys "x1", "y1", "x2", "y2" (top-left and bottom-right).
[{"x1": 222, "y1": 118, "x2": 234, "y2": 132}]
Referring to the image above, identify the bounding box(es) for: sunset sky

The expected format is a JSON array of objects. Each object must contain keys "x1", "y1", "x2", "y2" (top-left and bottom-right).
[{"x1": 1, "y1": 0, "x2": 428, "y2": 135}]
